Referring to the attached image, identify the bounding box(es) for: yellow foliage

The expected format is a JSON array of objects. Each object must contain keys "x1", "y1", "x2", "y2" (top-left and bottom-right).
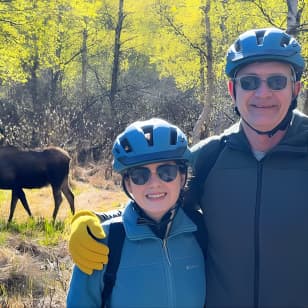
[{"x1": 0, "y1": 0, "x2": 306, "y2": 90}]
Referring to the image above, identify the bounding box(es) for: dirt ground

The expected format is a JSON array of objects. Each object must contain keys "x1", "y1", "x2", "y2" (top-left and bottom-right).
[
  {"x1": 0, "y1": 164, "x2": 129, "y2": 308},
  {"x1": 0, "y1": 164, "x2": 129, "y2": 222}
]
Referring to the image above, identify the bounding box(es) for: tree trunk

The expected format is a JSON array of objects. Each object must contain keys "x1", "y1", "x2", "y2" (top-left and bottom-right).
[
  {"x1": 302, "y1": 89, "x2": 308, "y2": 115},
  {"x1": 192, "y1": 0, "x2": 214, "y2": 144},
  {"x1": 29, "y1": 45, "x2": 41, "y2": 148},
  {"x1": 110, "y1": 0, "x2": 124, "y2": 108},
  {"x1": 286, "y1": 0, "x2": 299, "y2": 36},
  {"x1": 81, "y1": 25, "x2": 88, "y2": 97},
  {"x1": 285, "y1": 0, "x2": 307, "y2": 115}
]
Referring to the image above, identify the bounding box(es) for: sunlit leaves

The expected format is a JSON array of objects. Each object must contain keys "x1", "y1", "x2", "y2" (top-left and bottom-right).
[{"x1": 0, "y1": 0, "x2": 306, "y2": 88}]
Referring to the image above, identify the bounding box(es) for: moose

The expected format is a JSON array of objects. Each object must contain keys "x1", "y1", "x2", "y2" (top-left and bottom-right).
[{"x1": 0, "y1": 146, "x2": 75, "y2": 222}]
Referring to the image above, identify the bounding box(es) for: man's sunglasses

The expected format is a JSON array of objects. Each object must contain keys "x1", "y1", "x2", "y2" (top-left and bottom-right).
[
  {"x1": 234, "y1": 75, "x2": 292, "y2": 91},
  {"x1": 126, "y1": 164, "x2": 179, "y2": 185}
]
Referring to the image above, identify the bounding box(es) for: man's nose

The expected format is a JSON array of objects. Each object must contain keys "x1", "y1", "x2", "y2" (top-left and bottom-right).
[{"x1": 255, "y1": 80, "x2": 272, "y2": 96}]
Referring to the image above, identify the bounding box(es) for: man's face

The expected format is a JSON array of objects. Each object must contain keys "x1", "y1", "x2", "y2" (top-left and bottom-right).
[{"x1": 228, "y1": 61, "x2": 301, "y2": 133}]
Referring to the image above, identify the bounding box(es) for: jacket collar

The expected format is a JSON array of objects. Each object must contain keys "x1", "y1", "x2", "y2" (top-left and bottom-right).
[
  {"x1": 224, "y1": 110, "x2": 308, "y2": 155},
  {"x1": 122, "y1": 202, "x2": 197, "y2": 241}
]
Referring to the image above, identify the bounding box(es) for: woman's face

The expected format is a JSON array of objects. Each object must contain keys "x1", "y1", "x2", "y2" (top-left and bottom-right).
[{"x1": 125, "y1": 161, "x2": 186, "y2": 222}]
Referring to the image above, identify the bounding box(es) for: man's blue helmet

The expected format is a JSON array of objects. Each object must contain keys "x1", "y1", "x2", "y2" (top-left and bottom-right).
[
  {"x1": 225, "y1": 28, "x2": 305, "y2": 80},
  {"x1": 112, "y1": 118, "x2": 191, "y2": 173}
]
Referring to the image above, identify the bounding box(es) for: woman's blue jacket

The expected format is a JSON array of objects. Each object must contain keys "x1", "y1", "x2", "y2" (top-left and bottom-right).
[{"x1": 67, "y1": 202, "x2": 206, "y2": 308}]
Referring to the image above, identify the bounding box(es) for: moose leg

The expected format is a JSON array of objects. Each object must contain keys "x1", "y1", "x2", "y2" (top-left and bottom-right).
[
  {"x1": 17, "y1": 188, "x2": 33, "y2": 218},
  {"x1": 61, "y1": 176, "x2": 75, "y2": 215},
  {"x1": 51, "y1": 186, "x2": 63, "y2": 221},
  {"x1": 8, "y1": 190, "x2": 18, "y2": 222},
  {"x1": 8, "y1": 188, "x2": 32, "y2": 222}
]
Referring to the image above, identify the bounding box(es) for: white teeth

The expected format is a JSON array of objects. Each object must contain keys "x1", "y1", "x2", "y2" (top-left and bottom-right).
[{"x1": 147, "y1": 193, "x2": 165, "y2": 198}]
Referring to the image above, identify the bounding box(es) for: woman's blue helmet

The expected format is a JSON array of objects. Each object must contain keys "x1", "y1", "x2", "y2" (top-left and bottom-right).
[
  {"x1": 225, "y1": 28, "x2": 305, "y2": 80},
  {"x1": 112, "y1": 118, "x2": 191, "y2": 173}
]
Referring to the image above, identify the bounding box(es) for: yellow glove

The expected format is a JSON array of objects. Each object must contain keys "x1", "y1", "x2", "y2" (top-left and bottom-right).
[{"x1": 69, "y1": 210, "x2": 109, "y2": 275}]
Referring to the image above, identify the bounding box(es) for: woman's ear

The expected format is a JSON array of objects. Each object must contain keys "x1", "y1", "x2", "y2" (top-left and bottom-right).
[
  {"x1": 124, "y1": 177, "x2": 132, "y2": 194},
  {"x1": 228, "y1": 80, "x2": 236, "y2": 101},
  {"x1": 180, "y1": 173, "x2": 187, "y2": 188}
]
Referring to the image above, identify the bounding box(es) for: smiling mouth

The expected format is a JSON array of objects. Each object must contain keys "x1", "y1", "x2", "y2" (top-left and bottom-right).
[
  {"x1": 252, "y1": 104, "x2": 276, "y2": 109},
  {"x1": 251, "y1": 105, "x2": 277, "y2": 111},
  {"x1": 146, "y1": 193, "x2": 166, "y2": 199}
]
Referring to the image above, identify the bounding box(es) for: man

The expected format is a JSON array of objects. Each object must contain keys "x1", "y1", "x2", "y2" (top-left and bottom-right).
[
  {"x1": 68, "y1": 28, "x2": 307, "y2": 307},
  {"x1": 189, "y1": 27, "x2": 307, "y2": 307}
]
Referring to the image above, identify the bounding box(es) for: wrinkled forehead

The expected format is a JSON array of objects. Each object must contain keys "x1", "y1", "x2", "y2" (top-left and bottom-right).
[{"x1": 236, "y1": 61, "x2": 295, "y2": 77}]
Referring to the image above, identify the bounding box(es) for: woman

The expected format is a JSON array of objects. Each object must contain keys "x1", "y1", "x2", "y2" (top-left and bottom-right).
[{"x1": 67, "y1": 118, "x2": 206, "y2": 307}]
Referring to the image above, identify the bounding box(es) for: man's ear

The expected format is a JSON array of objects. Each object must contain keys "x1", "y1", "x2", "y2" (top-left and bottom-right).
[
  {"x1": 228, "y1": 80, "x2": 236, "y2": 101},
  {"x1": 293, "y1": 81, "x2": 301, "y2": 98}
]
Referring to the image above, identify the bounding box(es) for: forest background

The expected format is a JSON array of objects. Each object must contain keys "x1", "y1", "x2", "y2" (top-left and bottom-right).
[
  {"x1": 0, "y1": 0, "x2": 307, "y2": 307},
  {"x1": 0, "y1": 0, "x2": 307, "y2": 164}
]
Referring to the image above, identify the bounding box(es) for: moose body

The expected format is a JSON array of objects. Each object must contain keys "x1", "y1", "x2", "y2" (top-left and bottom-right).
[{"x1": 0, "y1": 146, "x2": 75, "y2": 222}]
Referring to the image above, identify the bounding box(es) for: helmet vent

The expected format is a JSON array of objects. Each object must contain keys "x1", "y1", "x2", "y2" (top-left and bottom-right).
[
  {"x1": 142, "y1": 125, "x2": 154, "y2": 146},
  {"x1": 280, "y1": 34, "x2": 290, "y2": 47},
  {"x1": 112, "y1": 118, "x2": 190, "y2": 172},
  {"x1": 234, "y1": 39, "x2": 241, "y2": 52},
  {"x1": 120, "y1": 138, "x2": 132, "y2": 153},
  {"x1": 225, "y1": 28, "x2": 304, "y2": 80},
  {"x1": 255, "y1": 30, "x2": 265, "y2": 45},
  {"x1": 170, "y1": 127, "x2": 178, "y2": 145}
]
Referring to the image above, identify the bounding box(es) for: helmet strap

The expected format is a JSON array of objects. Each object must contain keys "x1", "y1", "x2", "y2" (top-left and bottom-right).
[
  {"x1": 121, "y1": 176, "x2": 133, "y2": 200},
  {"x1": 232, "y1": 75, "x2": 297, "y2": 138},
  {"x1": 235, "y1": 97, "x2": 296, "y2": 137}
]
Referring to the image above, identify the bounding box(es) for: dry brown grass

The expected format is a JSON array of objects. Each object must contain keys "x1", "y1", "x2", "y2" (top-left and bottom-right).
[
  {"x1": 0, "y1": 239, "x2": 71, "y2": 307},
  {"x1": 0, "y1": 164, "x2": 128, "y2": 307},
  {"x1": 0, "y1": 164, "x2": 128, "y2": 222}
]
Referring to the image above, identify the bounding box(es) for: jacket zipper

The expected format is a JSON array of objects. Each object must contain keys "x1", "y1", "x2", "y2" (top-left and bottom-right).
[
  {"x1": 162, "y1": 209, "x2": 176, "y2": 266},
  {"x1": 163, "y1": 238, "x2": 171, "y2": 265},
  {"x1": 254, "y1": 161, "x2": 263, "y2": 307},
  {"x1": 162, "y1": 237, "x2": 175, "y2": 307},
  {"x1": 161, "y1": 209, "x2": 180, "y2": 308}
]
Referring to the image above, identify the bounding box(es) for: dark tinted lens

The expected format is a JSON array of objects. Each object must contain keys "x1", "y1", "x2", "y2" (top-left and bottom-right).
[
  {"x1": 157, "y1": 164, "x2": 178, "y2": 182},
  {"x1": 128, "y1": 167, "x2": 150, "y2": 185},
  {"x1": 267, "y1": 75, "x2": 287, "y2": 90},
  {"x1": 128, "y1": 164, "x2": 179, "y2": 185},
  {"x1": 239, "y1": 76, "x2": 260, "y2": 90},
  {"x1": 238, "y1": 75, "x2": 288, "y2": 91}
]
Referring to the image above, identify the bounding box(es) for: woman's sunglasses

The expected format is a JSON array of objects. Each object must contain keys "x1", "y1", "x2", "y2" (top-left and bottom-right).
[
  {"x1": 234, "y1": 75, "x2": 292, "y2": 91},
  {"x1": 126, "y1": 164, "x2": 179, "y2": 185}
]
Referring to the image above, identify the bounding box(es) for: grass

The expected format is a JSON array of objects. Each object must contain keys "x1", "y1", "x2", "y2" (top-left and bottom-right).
[
  {"x1": 0, "y1": 172, "x2": 127, "y2": 308},
  {"x1": 0, "y1": 217, "x2": 69, "y2": 246},
  {"x1": 0, "y1": 217, "x2": 72, "y2": 308}
]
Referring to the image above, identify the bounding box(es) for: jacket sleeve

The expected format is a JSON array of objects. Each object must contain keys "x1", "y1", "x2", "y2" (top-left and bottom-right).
[
  {"x1": 183, "y1": 136, "x2": 224, "y2": 211},
  {"x1": 67, "y1": 265, "x2": 104, "y2": 308}
]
